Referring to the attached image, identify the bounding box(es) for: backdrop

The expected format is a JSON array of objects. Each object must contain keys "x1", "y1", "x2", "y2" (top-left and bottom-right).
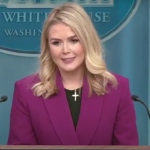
[{"x1": 0, "y1": 0, "x2": 149, "y2": 145}]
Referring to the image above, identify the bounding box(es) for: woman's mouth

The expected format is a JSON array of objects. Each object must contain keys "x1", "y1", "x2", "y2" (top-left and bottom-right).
[{"x1": 61, "y1": 57, "x2": 75, "y2": 64}]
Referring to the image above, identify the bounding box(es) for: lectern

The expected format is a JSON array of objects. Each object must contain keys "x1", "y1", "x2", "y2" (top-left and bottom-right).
[{"x1": 0, "y1": 146, "x2": 150, "y2": 149}]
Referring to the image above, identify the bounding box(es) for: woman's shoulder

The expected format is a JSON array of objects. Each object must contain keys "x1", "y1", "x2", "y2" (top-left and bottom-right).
[
  {"x1": 107, "y1": 72, "x2": 131, "y2": 98},
  {"x1": 111, "y1": 72, "x2": 129, "y2": 85},
  {"x1": 14, "y1": 73, "x2": 40, "y2": 90},
  {"x1": 106, "y1": 72, "x2": 130, "y2": 94},
  {"x1": 106, "y1": 72, "x2": 132, "y2": 106}
]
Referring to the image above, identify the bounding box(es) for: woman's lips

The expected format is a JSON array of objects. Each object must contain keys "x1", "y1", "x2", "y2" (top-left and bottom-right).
[{"x1": 61, "y1": 57, "x2": 75, "y2": 64}]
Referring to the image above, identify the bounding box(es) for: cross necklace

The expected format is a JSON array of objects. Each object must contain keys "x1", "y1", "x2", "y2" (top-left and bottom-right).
[
  {"x1": 72, "y1": 90, "x2": 79, "y2": 101},
  {"x1": 72, "y1": 88, "x2": 82, "y2": 101}
]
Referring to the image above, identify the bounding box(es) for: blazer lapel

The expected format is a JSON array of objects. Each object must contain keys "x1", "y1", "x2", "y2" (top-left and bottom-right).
[
  {"x1": 43, "y1": 71, "x2": 79, "y2": 145},
  {"x1": 76, "y1": 76, "x2": 104, "y2": 145}
]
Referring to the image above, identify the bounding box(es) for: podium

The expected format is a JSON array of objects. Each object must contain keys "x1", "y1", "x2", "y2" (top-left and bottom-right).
[{"x1": 0, "y1": 146, "x2": 150, "y2": 149}]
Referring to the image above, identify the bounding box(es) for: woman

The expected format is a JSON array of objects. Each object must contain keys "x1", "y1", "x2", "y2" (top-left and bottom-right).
[{"x1": 7, "y1": 3, "x2": 139, "y2": 145}]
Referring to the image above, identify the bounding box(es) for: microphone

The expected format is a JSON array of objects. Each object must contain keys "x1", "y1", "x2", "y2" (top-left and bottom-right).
[
  {"x1": 131, "y1": 95, "x2": 150, "y2": 119},
  {"x1": 0, "y1": 96, "x2": 8, "y2": 103}
]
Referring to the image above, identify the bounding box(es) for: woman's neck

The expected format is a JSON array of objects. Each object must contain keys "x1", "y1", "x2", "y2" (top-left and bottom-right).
[{"x1": 60, "y1": 68, "x2": 84, "y2": 90}]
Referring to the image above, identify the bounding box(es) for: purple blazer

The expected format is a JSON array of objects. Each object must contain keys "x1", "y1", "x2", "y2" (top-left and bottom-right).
[{"x1": 7, "y1": 72, "x2": 139, "y2": 145}]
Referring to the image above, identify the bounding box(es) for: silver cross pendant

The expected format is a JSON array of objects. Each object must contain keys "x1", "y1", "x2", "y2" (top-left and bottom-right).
[{"x1": 72, "y1": 90, "x2": 79, "y2": 101}]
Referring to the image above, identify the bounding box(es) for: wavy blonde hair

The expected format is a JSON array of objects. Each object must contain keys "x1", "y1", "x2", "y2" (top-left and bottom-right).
[{"x1": 32, "y1": 3, "x2": 118, "y2": 99}]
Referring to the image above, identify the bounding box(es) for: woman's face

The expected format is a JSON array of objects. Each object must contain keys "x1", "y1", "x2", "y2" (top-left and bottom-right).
[{"x1": 48, "y1": 23, "x2": 85, "y2": 73}]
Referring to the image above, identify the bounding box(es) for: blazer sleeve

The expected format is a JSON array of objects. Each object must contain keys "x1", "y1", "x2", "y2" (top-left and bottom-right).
[
  {"x1": 7, "y1": 82, "x2": 37, "y2": 145},
  {"x1": 112, "y1": 78, "x2": 139, "y2": 145}
]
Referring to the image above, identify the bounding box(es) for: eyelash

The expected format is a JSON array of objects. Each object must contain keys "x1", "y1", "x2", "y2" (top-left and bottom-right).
[
  {"x1": 71, "y1": 39, "x2": 79, "y2": 43},
  {"x1": 52, "y1": 41, "x2": 60, "y2": 45},
  {"x1": 52, "y1": 39, "x2": 79, "y2": 45}
]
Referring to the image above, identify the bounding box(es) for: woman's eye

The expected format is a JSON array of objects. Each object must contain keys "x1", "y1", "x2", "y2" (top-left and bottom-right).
[
  {"x1": 71, "y1": 39, "x2": 79, "y2": 43},
  {"x1": 52, "y1": 41, "x2": 60, "y2": 45}
]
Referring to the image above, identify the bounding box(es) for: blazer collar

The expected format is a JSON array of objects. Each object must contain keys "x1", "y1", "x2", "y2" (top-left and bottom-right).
[{"x1": 43, "y1": 70, "x2": 104, "y2": 145}]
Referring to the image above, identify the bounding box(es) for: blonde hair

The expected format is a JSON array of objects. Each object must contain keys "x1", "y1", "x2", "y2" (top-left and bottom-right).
[{"x1": 32, "y1": 3, "x2": 118, "y2": 99}]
